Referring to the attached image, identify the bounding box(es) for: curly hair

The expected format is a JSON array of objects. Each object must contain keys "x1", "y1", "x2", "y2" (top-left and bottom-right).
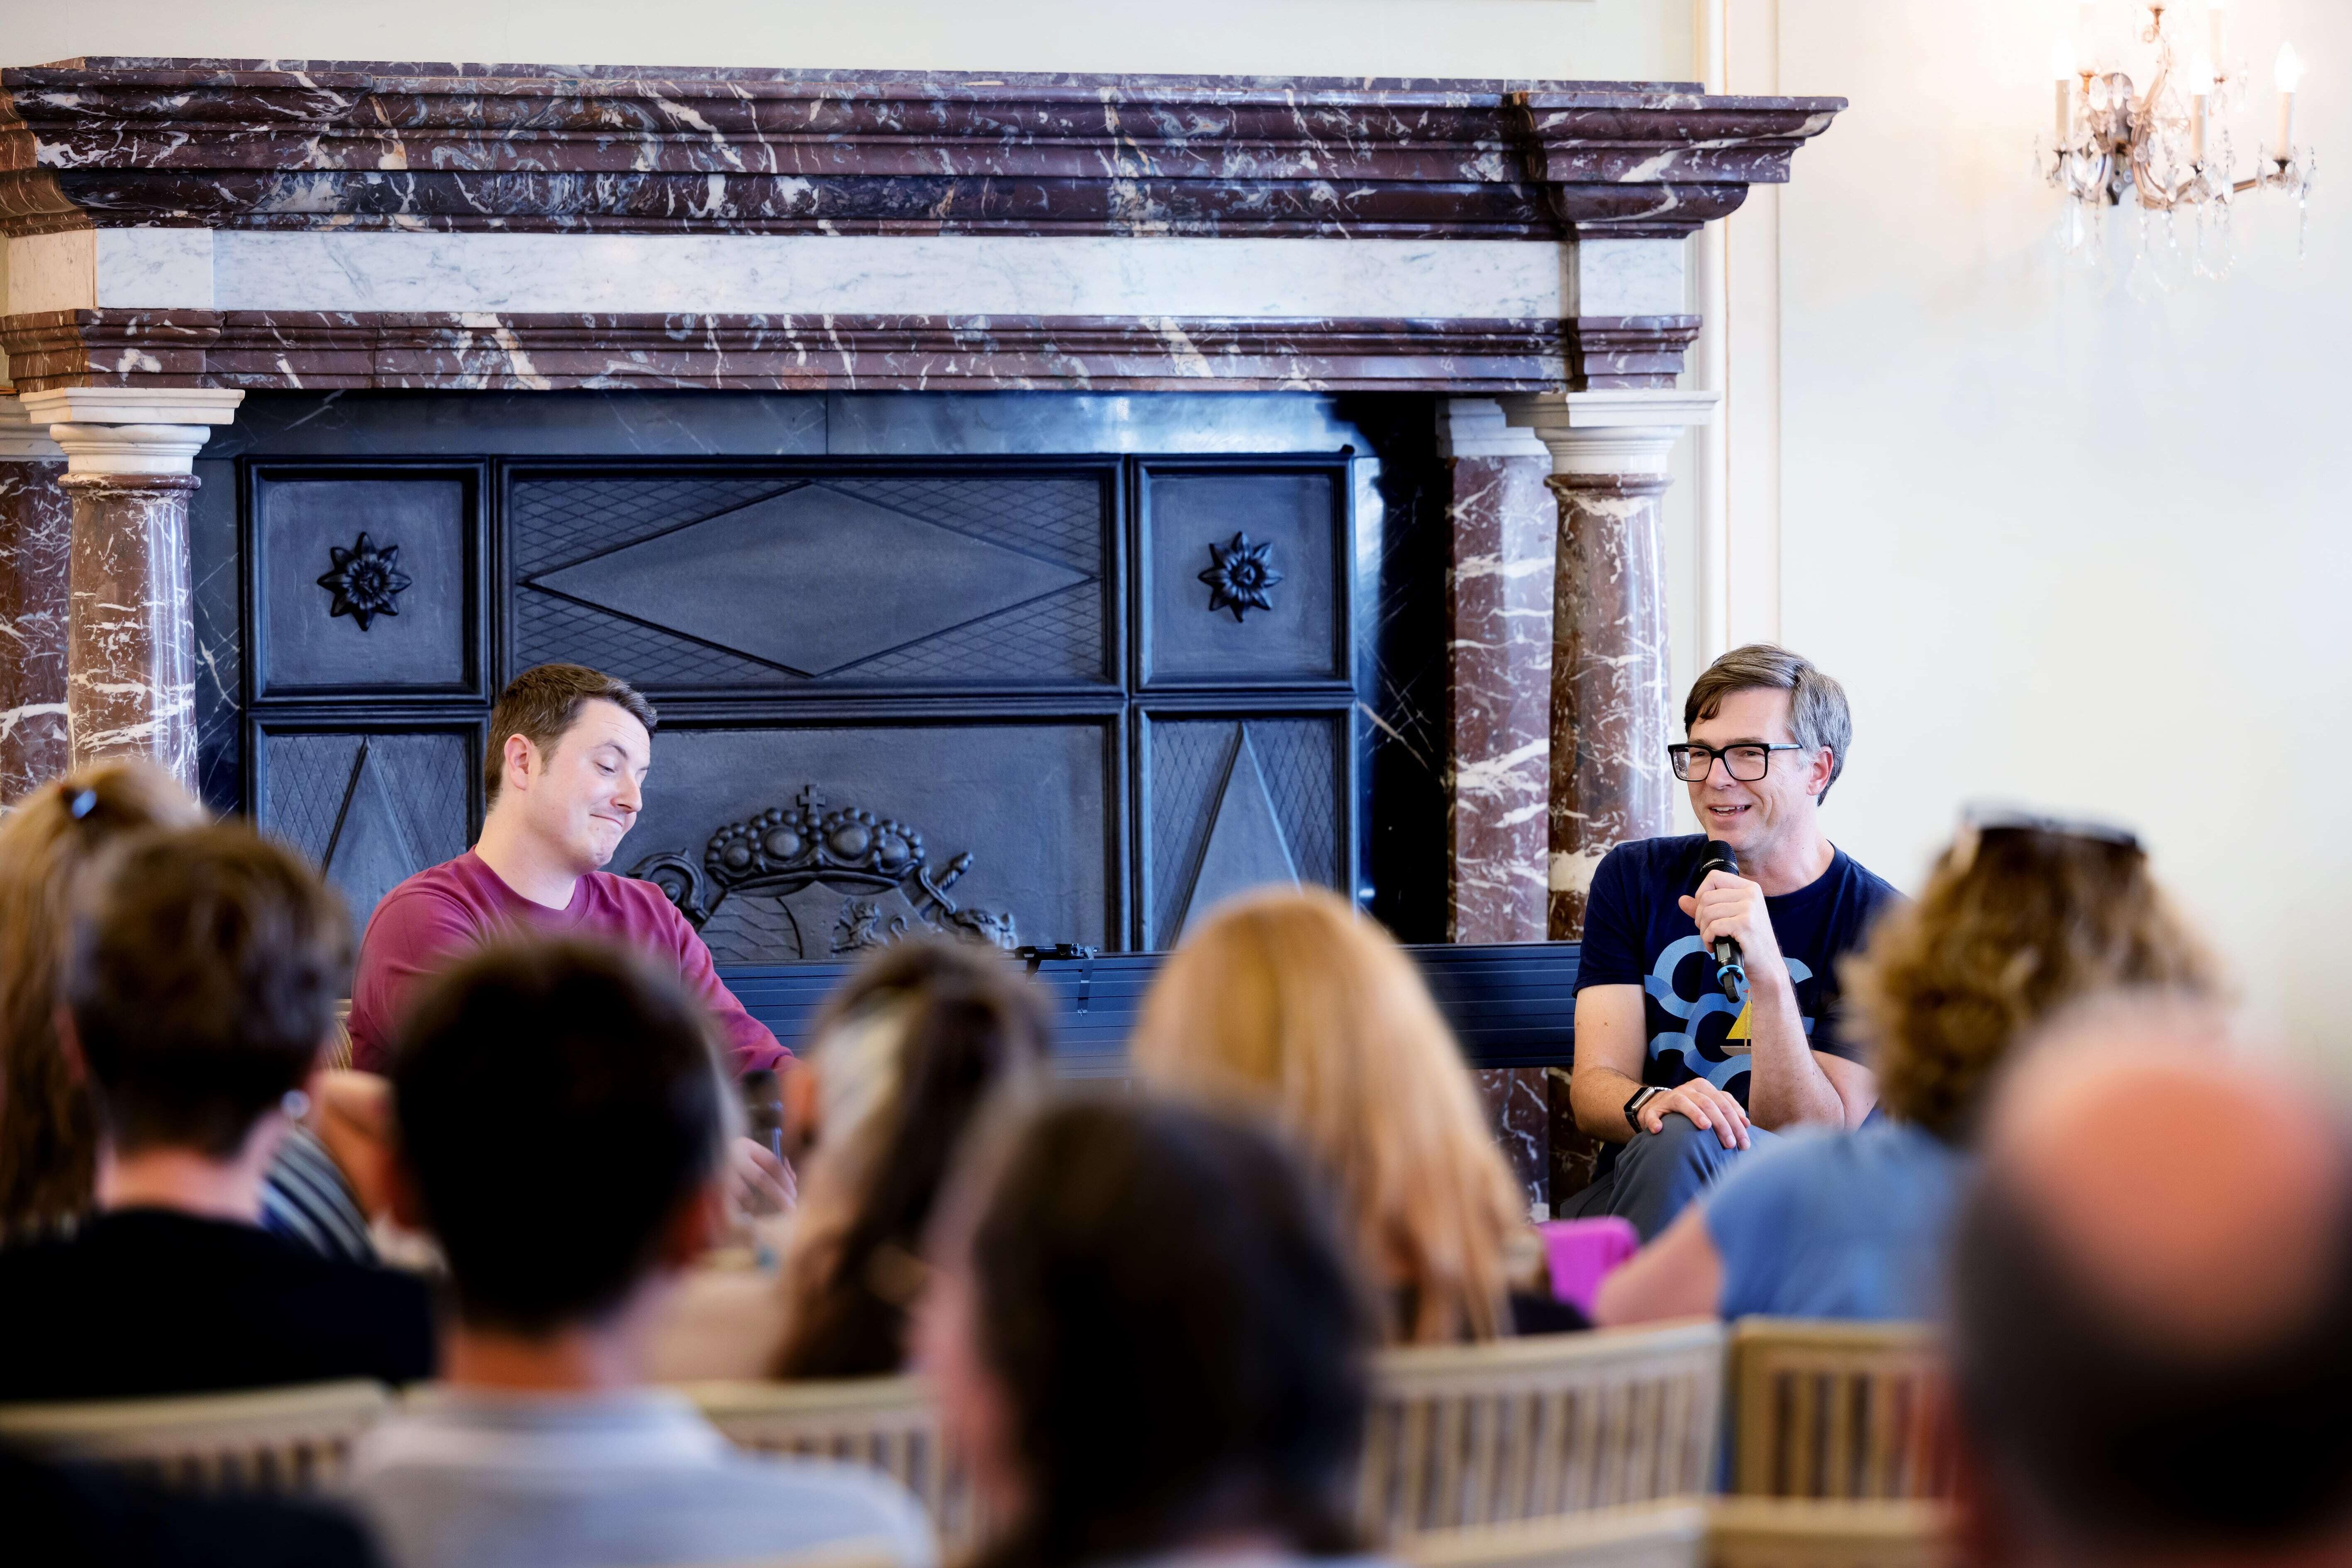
[{"x1": 1845, "y1": 822, "x2": 2217, "y2": 1146}]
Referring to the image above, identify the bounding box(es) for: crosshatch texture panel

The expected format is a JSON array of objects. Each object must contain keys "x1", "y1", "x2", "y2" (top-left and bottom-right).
[
  {"x1": 257, "y1": 729, "x2": 473, "y2": 932},
  {"x1": 1147, "y1": 715, "x2": 1343, "y2": 946},
  {"x1": 1142, "y1": 468, "x2": 1344, "y2": 687},
  {"x1": 255, "y1": 473, "x2": 474, "y2": 695},
  {"x1": 508, "y1": 471, "x2": 1111, "y2": 688}
]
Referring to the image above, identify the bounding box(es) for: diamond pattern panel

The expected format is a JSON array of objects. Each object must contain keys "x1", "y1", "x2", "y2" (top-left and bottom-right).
[
  {"x1": 261, "y1": 733, "x2": 365, "y2": 866},
  {"x1": 370, "y1": 734, "x2": 473, "y2": 871},
  {"x1": 832, "y1": 478, "x2": 1104, "y2": 573},
  {"x1": 1246, "y1": 717, "x2": 1341, "y2": 891},
  {"x1": 515, "y1": 588, "x2": 804, "y2": 690},
  {"x1": 527, "y1": 485, "x2": 1091, "y2": 676},
  {"x1": 1149, "y1": 721, "x2": 1239, "y2": 946},
  {"x1": 831, "y1": 580, "x2": 1105, "y2": 683},
  {"x1": 509, "y1": 478, "x2": 802, "y2": 576}
]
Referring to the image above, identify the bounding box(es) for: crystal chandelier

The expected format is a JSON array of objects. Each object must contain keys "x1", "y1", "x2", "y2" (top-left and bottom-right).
[{"x1": 2041, "y1": 1, "x2": 2315, "y2": 282}]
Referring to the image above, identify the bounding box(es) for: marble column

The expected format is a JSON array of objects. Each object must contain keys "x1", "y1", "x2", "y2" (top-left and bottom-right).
[
  {"x1": 1438, "y1": 398, "x2": 1557, "y2": 946},
  {"x1": 1503, "y1": 391, "x2": 1718, "y2": 941},
  {"x1": 1504, "y1": 390, "x2": 1714, "y2": 1212},
  {"x1": 0, "y1": 397, "x2": 71, "y2": 803},
  {"x1": 17, "y1": 389, "x2": 244, "y2": 793},
  {"x1": 1437, "y1": 401, "x2": 1560, "y2": 1216}
]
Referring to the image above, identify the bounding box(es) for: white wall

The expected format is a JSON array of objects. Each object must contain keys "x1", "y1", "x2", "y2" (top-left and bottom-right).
[
  {"x1": 1776, "y1": 0, "x2": 2347, "y2": 1048},
  {"x1": 0, "y1": 0, "x2": 1686, "y2": 78}
]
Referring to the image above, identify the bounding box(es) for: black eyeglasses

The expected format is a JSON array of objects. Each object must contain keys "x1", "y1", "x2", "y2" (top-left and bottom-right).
[{"x1": 1667, "y1": 743, "x2": 1805, "y2": 783}]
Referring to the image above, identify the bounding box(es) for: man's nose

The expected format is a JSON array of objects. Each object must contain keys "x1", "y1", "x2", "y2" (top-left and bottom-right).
[{"x1": 615, "y1": 776, "x2": 643, "y2": 814}]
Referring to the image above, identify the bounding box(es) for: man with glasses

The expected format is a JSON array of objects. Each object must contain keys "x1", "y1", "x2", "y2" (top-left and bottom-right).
[{"x1": 1560, "y1": 645, "x2": 1899, "y2": 1239}]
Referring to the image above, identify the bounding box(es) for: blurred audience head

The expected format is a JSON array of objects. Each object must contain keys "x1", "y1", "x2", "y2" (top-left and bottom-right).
[
  {"x1": 773, "y1": 936, "x2": 1049, "y2": 1380},
  {"x1": 1846, "y1": 810, "x2": 2216, "y2": 1146},
  {"x1": 1131, "y1": 886, "x2": 1522, "y2": 1344},
  {"x1": 1950, "y1": 999, "x2": 2352, "y2": 1567},
  {"x1": 0, "y1": 762, "x2": 205, "y2": 1234},
  {"x1": 391, "y1": 937, "x2": 729, "y2": 1337},
  {"x1": 63, "y1": 821, "x2": 348, "y2": 1166},
  {"x1": 919, "y1": 1097, "x2": 1370, "y2": 1568}
]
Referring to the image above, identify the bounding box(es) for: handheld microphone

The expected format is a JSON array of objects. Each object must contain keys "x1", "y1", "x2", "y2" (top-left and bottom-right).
[{"x1": 1694, "y1": 840, "x2": 1747, "y2": 1002}]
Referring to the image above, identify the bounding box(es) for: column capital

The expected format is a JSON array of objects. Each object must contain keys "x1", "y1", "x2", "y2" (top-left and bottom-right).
[
  {"x1": 1436, "y1": 397, "x2": 1552, "y2": 462},
  {"x1": 19, "y1": 388, "x2": 244, "y2": 477},
  {"x1": 1499, "y1": 389, "x2": 1721, "y2": 477},
  {"x1": 0, "y1": 393, "x2": 66, "y2": 460}
]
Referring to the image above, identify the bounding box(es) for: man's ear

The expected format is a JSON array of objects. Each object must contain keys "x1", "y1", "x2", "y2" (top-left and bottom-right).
[
  {"x1": 657, "y1": 1177, "x2": 730, "y2": 1270},
  {"x1": 783, "y1": 1060, "x2": 820, "y2": 1154},
  {"x1": 1947, "y1": 1434, "x2": 2008, "y2": 1568},
  {"x1": 501, "y1": 732, "x2": 538, "y2": 797},
  {"x1": 52, "y1": 1006, "x2": 87, "y2": 1085},
  {"x1": 385, "y1": 1150, "x2": 431, "y2": 1233},
  {"x1": 1809, "y1": 747, "x2": 1836, "y2": 800}
]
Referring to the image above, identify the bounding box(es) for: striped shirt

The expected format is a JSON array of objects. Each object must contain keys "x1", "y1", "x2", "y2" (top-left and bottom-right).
[{"x1": 260, "y1": 1123, "x2": 376, "y2": 1265}]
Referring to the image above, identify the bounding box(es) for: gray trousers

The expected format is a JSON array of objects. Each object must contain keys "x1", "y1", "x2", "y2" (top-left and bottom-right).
[{"x1": 1560, "y1": 1113, "x2": 1782, "y2": 1242}]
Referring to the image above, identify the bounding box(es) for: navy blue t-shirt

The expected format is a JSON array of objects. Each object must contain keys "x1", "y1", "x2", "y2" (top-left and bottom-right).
[{"x1": 1574, "y1": 834, "x2": 1900, "y2": 1107}]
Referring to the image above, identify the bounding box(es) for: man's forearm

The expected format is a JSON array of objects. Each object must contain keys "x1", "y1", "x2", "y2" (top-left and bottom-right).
[
  {"x1": 1571, "y1": 1065, "x2": 1647, "y2": 1145},
  {"x1": 1742, "y1": 967, "x2": 1844, "y2": 1129}
]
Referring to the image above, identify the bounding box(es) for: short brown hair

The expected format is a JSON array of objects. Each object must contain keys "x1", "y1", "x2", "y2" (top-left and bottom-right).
[
  {"x1": 393, "y1": 938, "x2": 727, "y2": 1334},
  {"x1": 1844, "y1": 822, "x2": 2216, "y2": 1144},
  {"x1": 1683, "y1": 644, "x2": 1853, "y2": 804},
  {"x1": 483, "y1": 664, "x2": 658, "y2": 806},
  {"x1": 65, "y1": 823, "x2": 353, "y2": 1159}
]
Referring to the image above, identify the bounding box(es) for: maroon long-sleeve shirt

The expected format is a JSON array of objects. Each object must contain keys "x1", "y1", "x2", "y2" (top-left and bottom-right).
[{"x1": 345, "y1": 850, "x2": 787, "y2": 1076}]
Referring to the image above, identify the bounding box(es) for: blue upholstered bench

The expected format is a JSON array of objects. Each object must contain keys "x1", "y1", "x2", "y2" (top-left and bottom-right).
[{"x1": 719, "y1": 941, "x2": 1580, "y2": 1074}]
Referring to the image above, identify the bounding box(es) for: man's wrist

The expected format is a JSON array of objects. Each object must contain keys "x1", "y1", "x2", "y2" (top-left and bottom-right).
[{"x1": 1745, "y1": 956, "x2": 1795, "y2": 999}]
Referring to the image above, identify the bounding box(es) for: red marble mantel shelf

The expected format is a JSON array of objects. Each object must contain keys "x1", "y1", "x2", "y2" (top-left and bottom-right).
[
  {"x1": 0, "y1": 309, "x2": 1702, "y2": 396},
  {"x1": 0, "y1": 60, "x2": 1844, "y2": 241}
]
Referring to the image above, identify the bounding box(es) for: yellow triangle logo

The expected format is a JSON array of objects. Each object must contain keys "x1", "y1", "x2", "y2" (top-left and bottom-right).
[{"x1": 1726, "y1": 1000, "x2": 1754, "y2": 1041}]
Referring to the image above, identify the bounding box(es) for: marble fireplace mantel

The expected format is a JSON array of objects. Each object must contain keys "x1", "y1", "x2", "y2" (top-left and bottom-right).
[
  {"x1": 0, "y1": 60, "x2": 1842, "y2": 395},
  {"x1": 0, "y1": 61, "x2": 1848, "y2": 1208}
]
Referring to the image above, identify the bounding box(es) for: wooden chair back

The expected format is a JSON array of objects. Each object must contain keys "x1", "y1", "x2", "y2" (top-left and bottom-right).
[
  {"x1": 692, "y1": 1321, "x2": 1725, "y2": 1550},
  {"x1": 690, "y1": 1375, "x2": 985, "y2": 1551},
  {"x1": 0, "y1": 1378, "x2": 391, "y2": 1493},
  {"x1": 1705, "y1": 1498, "x2": 1955, "y2": 1568},
  {"x1": 1726, "y1": 1320, "x2": 1952, "y2": 1501},
  {"x1": 1401, "y1": 1502, "x2": 1707, "y2": 1568}
]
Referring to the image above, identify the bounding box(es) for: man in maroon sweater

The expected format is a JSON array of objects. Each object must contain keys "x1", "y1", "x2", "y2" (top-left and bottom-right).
[{"x1": 349, "y1": 663, "x2": 791, "y2": 1200}]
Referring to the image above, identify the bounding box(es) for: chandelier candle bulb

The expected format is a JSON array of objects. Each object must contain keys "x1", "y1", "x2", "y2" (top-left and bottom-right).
[
  {"x1": 2274, "y1": 43, "x2": 2304, "y2": 160},
  {"x1": 2210, "y1": 0, "x2": 2230, "y2": 66},
  {"x1": 2053, "y1": 38, "x2": 2077, "y2": 141}
]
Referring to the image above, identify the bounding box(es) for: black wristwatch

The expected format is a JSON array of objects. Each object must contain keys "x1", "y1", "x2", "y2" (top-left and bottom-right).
[{"x1": 1624, "y1": 1084, "x2": 1662, "y2": 1133}]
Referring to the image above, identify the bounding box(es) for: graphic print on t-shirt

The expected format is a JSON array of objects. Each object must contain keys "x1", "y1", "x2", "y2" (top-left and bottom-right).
[
  {"x1": 1572, "y1": 834, "x2": 1900, "y2": 1116},
  {"x1": 1645, "y1": 934, "x2": 1815, "y2": 1094}
]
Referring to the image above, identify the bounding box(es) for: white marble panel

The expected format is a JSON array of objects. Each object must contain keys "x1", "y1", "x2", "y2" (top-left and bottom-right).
[
  {"x1": 94, "y1": 229, "x2": 215, "y2": 310},
  {"x1": 210, "y1": 232, "x2": 1570, "y2": 319},
  {"x1": 1568, "y1": 238, "x2": 1688, "y2": 317}
]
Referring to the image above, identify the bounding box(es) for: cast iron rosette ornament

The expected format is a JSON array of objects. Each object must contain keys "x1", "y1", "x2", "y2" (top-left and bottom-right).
[
  {"x1": 316, "y1": 533, "x2": 414, "y2": 631},
  {"x1": 1198, "y1": 532, "x2": 1283, "y2": 622}
]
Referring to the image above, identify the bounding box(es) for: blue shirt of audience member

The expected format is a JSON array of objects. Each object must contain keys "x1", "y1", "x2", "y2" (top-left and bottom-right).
[
  {"x1": 1704, "y1": 1119, "x2": 1969, "y2": 1320},
  {"x1": 1576, "y1": 833, "x2": 1900, "y2": 1107}
]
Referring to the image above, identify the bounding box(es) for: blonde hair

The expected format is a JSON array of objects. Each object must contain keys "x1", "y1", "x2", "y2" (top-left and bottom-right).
[
  {"x1": 1130, "y1": 887, "x2": 1523, "y2": 1344},
  {"x1": 0, "y1": 761, "x2": 207, "y2": 1235}
]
